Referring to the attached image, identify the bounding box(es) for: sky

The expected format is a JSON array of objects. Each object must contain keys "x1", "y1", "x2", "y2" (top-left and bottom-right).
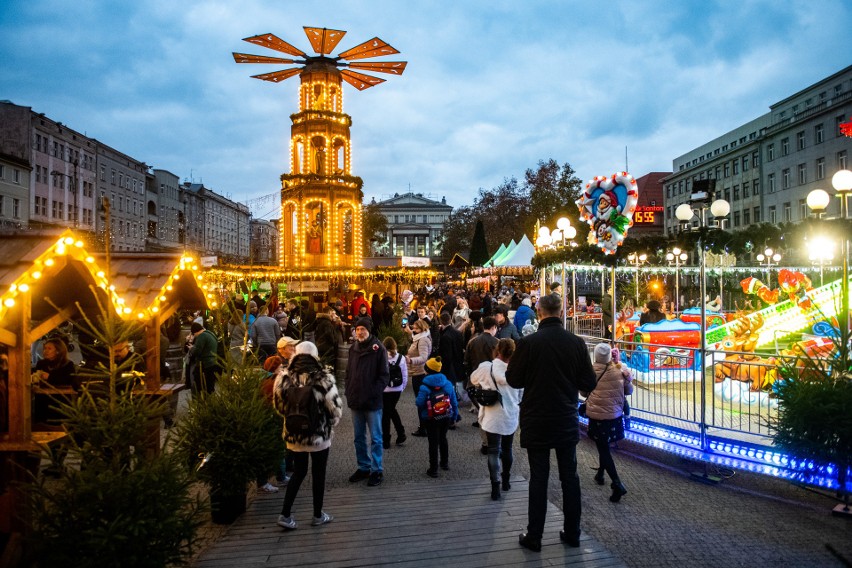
[{"x1": 2, "y1": 0, "x2": 851, "y2": 218}]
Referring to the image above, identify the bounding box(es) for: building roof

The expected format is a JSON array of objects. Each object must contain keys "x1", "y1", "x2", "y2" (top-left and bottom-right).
[
  {"x1": 102, "y1": 254, "x2": 209, "y2": 316},
  {"x1": 374, "y1": 192, "x2": 452, "y2": 210}
]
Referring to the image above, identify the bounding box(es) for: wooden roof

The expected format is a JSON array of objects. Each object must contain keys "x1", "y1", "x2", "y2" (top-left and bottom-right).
[{"x1": 103, "y1": 254, "x2": 209, "y2": 317}]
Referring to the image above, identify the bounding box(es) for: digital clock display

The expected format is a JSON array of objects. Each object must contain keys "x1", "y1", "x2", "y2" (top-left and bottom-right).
[{"x1": 633, "y1": 211, "x2": 658, "y2": 224}]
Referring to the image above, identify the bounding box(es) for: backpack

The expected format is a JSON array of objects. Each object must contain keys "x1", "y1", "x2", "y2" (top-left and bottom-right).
[
  {"x1": 388, "y1": 353, "x2": 404, "y2": 388},
  {"x1": 285, "y1": 383, "x2": 322, "y2": 436},
  {"x1": 426, "y1": 386, "x2": 452, "y2": 420}
]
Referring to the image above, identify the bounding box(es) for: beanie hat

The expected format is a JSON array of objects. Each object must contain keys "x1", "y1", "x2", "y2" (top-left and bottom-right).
[
  {"x1": 594, "y1": 343, "x2": 612, "y2": 364},
  {"x1": 425, "y1": 356, "x2": 443, "y2": 373},
  {"x1": 190, "y1": 322, "x2": 204, "y2": 334},
  {"x1": 354, "y1": 317, "x2": 373, "y2": 332},
  {"x1": 295, "y1": 341, "x2": 319, "y2": 359}
]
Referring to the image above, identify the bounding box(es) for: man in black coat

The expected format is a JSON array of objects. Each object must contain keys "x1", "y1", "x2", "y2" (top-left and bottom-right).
[
  {"x1": 437, "y1": 312, "x2": 465, "y2": 384},
  {"x1": 506, "y1": 293, "x2": 596, "y2": 552},
  {"x1": 344, "y1": 317, "x2": 390, "y2": 487}
]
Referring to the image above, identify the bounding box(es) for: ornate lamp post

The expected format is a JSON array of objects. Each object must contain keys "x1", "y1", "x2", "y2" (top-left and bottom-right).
[
  {"x1": 675, "y1": 197, "x2": 730, "y2": 471},
  {"x1": 807, "y1": 236, "x2": 834, "y2": 287},
  {"x1": 756, "y1": 247, "x2": 782, "y2": 287},
  {"x1": 665, "y1": 247, "x2": 688, "y2": 314},
  {"x1": 536, "y1": 217, "x2": 577, "y2": 329},
  {"x1": 627, "y1": 252, "x2": 647, "y2": 308}
]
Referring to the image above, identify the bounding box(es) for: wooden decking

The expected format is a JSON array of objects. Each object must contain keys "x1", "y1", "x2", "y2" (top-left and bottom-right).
[{"x1": 195, "y1": 478, "x2": 625, "y2": 567}]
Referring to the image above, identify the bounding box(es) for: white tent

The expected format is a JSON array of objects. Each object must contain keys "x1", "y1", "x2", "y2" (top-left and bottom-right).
[
  {"x1": 495, "y1": 234, "x2": 536, "y2": 267},
  {"x1": 483, "y1": 243, "x2": 507, "y2": 267},
  {"x1": 490, "y1": 240, "x2": 516, "y2": 266}
]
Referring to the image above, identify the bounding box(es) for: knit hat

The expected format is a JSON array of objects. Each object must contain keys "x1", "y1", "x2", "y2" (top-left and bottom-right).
[
  {"x1": 277, "y1": 336, "x2": 299, "y2": 350},
  {"x1": 295, "y1": 341, "x2": 319, "y2": 359},
  {"x1": 354, "y1": 317, "x2": 373, "y2": 332},
  {"x1": 594, "y1": 343, "x2": 612, "y2": 364},
  {"x1": 425, "y1": 356, "x2": 443, "y2": 373}
]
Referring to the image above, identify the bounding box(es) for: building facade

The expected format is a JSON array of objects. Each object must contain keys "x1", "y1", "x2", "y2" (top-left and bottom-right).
[
  {"x1": 96, "y1": 143, "x2": 149, "y2": 251},
  {"x1": 664, "y1": 65, "x2": 852, "y2": 234},
  {"x1": 182, "y1": 183, "x2": 250, "y2": 262},
  {"x1": 147, "y1": 169, "x2": 186, "y2": 252},
  {"x1": 250, "y1": 219, "x2": 279, "y2": 265},
  {"x1": 371, "y1": 192, "x2": 453, "y2": 260},
  {"x1": 630, "y1": 172, "x2": 669, "y2": 236}
]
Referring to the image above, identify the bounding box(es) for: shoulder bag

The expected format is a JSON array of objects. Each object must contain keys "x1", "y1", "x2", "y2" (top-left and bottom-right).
[
  {"x1": 579, "y1": 362, "x2": 610, "y2": 418},
  {"x1": 466, "y1": 362, "x2": 503, "y2": 407}
]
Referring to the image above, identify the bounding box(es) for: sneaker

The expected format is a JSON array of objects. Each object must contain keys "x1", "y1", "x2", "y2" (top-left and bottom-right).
[
  {"x1": 396, "y1": 433, "x2": 407, "y2": 446},
  {"x1": 472, "y1": 421, "x2": 480, "y2": 428},
  {"x1": 425, "y1": 469, "x2": 438, "y2": 478},
  {"x1": 311, "y1": 511, "x2": 333, "y2": 526},
  {"x1": 348, "y1": 469, "x2": 370, "y2": 483},
  {"x1": 367, "y1": 471, "x2": 383, "y2": 486},
  {"x1": 259, "y1": 482, "x2": 279, "y2": 493},
  {"x1": 440, "y1": 464, "x2": 449, "y2": 471},
  {"x1": 277, "y1": 515, "x2": 296, "y2": 530}
]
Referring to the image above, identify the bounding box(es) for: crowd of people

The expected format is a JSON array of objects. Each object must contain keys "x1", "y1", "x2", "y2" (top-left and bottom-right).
[{"x1": 264, "y1": 282, "x2": 635, "y2": 554}]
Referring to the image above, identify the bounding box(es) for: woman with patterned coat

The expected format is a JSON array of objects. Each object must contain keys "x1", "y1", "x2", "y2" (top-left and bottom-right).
[{"x1": 273, "y1": 341, "x2": 343, "y2": 530}]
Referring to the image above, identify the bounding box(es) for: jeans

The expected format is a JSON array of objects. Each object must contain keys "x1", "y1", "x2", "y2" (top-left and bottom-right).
[
  {"x1": 382, "y1": 391, "x2": 404, "y2": 443},
  {"x1": 352, "y1": 409, "x2": 383, "y2": 473},
  {"x1": 485, "y1": 431, "x2": 514, "y2": 483},
  {"x1": 425, "y1": 419, "x2": 450, "y2": 472},
  {"x1": 281, "y1": 448, "x2": 329, "y2": 518},
  {"x1": 193, "y1": 364, "x2": 220, "y2": 394},
  {"x1": 526, "y1": 444, "x2": 581, "y2": 540},
  {"x1": 595, "y1": 436, "x2": 619, "y2": 482}
]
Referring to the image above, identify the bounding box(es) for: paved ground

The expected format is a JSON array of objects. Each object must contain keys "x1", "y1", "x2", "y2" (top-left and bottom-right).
[{"x1": 195, "y1": 384, "x2": 852, "y2": 568}]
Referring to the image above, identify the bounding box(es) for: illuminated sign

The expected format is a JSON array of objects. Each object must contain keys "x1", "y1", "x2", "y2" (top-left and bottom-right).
[{"x1": 634, "y1": 205, "x2": 663, "y2": 224}]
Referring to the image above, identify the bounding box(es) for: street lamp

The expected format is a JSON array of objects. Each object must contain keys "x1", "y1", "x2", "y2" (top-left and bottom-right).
[
  {"x1": 665, "y1": 247, "x2": 688, "y2": 314},
  {"x1": 829, "y1": 169, "x2": 852, "y2": 356},
  {"x1": 674, "y1": 197, "x2": 730, "y2": 470},
  {"x1": 807, "y1": 236, "x2": 834, "y2": 286},
  {"x1": 627, "y1": 252, "x2": 648, "y2": 307},
  {"x1": 756, "y1": 247, "x2": 782, "y2": 287},
  {"x1": 536, "y1": 217, "x2": 577, "y2": 330}
]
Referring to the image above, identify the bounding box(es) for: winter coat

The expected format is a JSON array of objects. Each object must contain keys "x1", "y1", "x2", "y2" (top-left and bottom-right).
[
  {"x1": 350, "y1": 295, "x2": 371, "y2": 317},
  {"x1": 470, "y1": 359, "x2": 521, "y2": 436},
  {"x1": 406, "y1": 331, "x2": 432, "y2": 377},
  {"x1": 344, "y1": 335, "x2": 390, "y2": 411},
  {"x1": 415, "y1": 372, "x2": 460, "y2": 422},
  {"x1": 313, "y1": 314, "x2": 342, "y2": 367},
  {"x1": 250, "y1": 314, "x2": 282, "y2": 347},
  {"x1": 505, "y1": 317, "x2": 596, "y2": 448},
  {"x1": 513, "y1": 304, "x2": 535, "y2": 330},
  {"x1": 273, "y1": 354, "x2": 343, "y2": 452},
  {"x1": 583, "y1": 362, "x2": 634, "y2": 421},
  {"x1": 384, "y1": 351, "x2": 408, "y2": 393},
  {"x1": 464, "y1": 332, "x2": 497, "y2": 376},
  {"x1": 438, "y1": 325, "x2": 465, "y2": 382},
  {"x1": 496, "y1": 321, "x2": 521, "y2": 341}
]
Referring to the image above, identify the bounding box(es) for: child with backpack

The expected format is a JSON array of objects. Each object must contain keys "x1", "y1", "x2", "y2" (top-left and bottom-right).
[
  {"x1": 415, "y1": 357, "x2": 460, "y2": 478},
  {"x1": 382, "y1": 337, "x2": 408, "y2": 449},
  {"x1": 273, "y1": 341, "x2": 343, "y2": 530}
]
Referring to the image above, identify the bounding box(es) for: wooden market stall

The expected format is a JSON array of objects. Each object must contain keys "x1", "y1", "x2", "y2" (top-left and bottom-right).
[{"x1": 0, "y1": 232, "x2": 209, "y2": 556}]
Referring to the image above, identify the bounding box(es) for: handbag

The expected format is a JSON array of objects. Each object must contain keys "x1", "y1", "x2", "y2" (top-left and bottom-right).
[
  {"x1": 579, "y1": 363, "x2": 610, "y2": 419},
  {"x1": 466, "y1": 363, "x2": 503, "y2": 407}
]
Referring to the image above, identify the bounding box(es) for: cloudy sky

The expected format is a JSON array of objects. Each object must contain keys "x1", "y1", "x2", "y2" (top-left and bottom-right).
[{"x1": 2, "y1": 0, "x2": 850, "y2": 217}]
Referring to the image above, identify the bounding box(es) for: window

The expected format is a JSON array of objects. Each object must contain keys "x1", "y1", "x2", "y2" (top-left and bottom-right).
[
  {"x1": 753, "y1": 150, "x2": 760, "y2": 167},
  {"x1": 798, "y1": 164, "x2": 807, "y2": 185},
  {"x1": 797, "y1": 131, "x2": 805, "y2": 150},
  {"x1": 754, "y1": 207, "x2": 761, "y2": 223},
  {"x1": 733, "y1": 211, "x2": 741, "y2": 227},
  {"x1": 839, "y1": 115, "x2": 848, "y2": 136},
  {"x1": 743, "y1": 209, "x2": 750, "y2": 225},
  {"x1": 799, "y1": 199, "x2": 808, "y2": 220},
  {"x1": 13, "y1": 169, "x2": 20, "y2": 184},
  {"x1": 724, "y1": 162, "x2": 730, "y2": 177},
  {"x1": 839, "y1": 150, "x2": 849, "y2": 170},
  {"x1": 733, "y1": 185, "x2": 740, "y2": 201},
  {"x1": 724, "y1": 189, "x2": 731, "y2": 202},
  {"x1": 769, "y1": 206, "x2": 776, "y2": 224},
  {"x1": 767, "y1": 144, "x2": 775, "y2": 161},
  {"x1": 404, "y1": 215, "x2": 410, "y2": 222},
  {"x1": 768, "y1": 173, "x2": 776, "y2": 193},
  {"x1": 782, "y1": 168, "x2": 791, "y2": 189},
  {"x1": 815, "y1": 123, "x2": 824, "y2": 144},
  {"x1": 100, "y1": 166, "x2": 105, "y2": 181},
  {"x1": 111, "y1": 169, "x2": 116, "y2": 184},
  {"x1": 817, "y1": 157, "x2": 825, "y2": 180},
  {"x1": 743, "y1": 181, "x2": 750, "y2": 198},
  {"x1": 781, "y1": 138, "x2": 789, "y2": 156},
  {"x1": 753, "y1": 179, "x2": 760, "y2": 195},
  {"x1": 0, "y1": 164, "x2": 4, "y2": 179},
  {"x1": 732, "y1": 160, "x2": 739, "y2": 175},
  {"x1": 742, "y1": 155, "x2": 749, "y2": 172},
  {"x1": 714, "y1": 167, "x2": 721, "y2": 179},
  {"x1": 784, "y1": 202, "x2": 791, "y2": 222}
]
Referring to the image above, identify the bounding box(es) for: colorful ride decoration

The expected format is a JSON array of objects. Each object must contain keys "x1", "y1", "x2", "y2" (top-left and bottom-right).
[
  {"x1": 576, "y1": 172, "x2": 639, "y2": 254},
  {"x1": 614, "y1": 308, "x2": 637, "y2": 340},
  {"x1": 680, "y1": 307, "x2": 726, "y2": 329},
  {"x1": 740, "y1": 269, "x2": 814, "y2": 308},
  {"x1": 627, "y1": 319, "x2": 703, "y2": 384}
]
